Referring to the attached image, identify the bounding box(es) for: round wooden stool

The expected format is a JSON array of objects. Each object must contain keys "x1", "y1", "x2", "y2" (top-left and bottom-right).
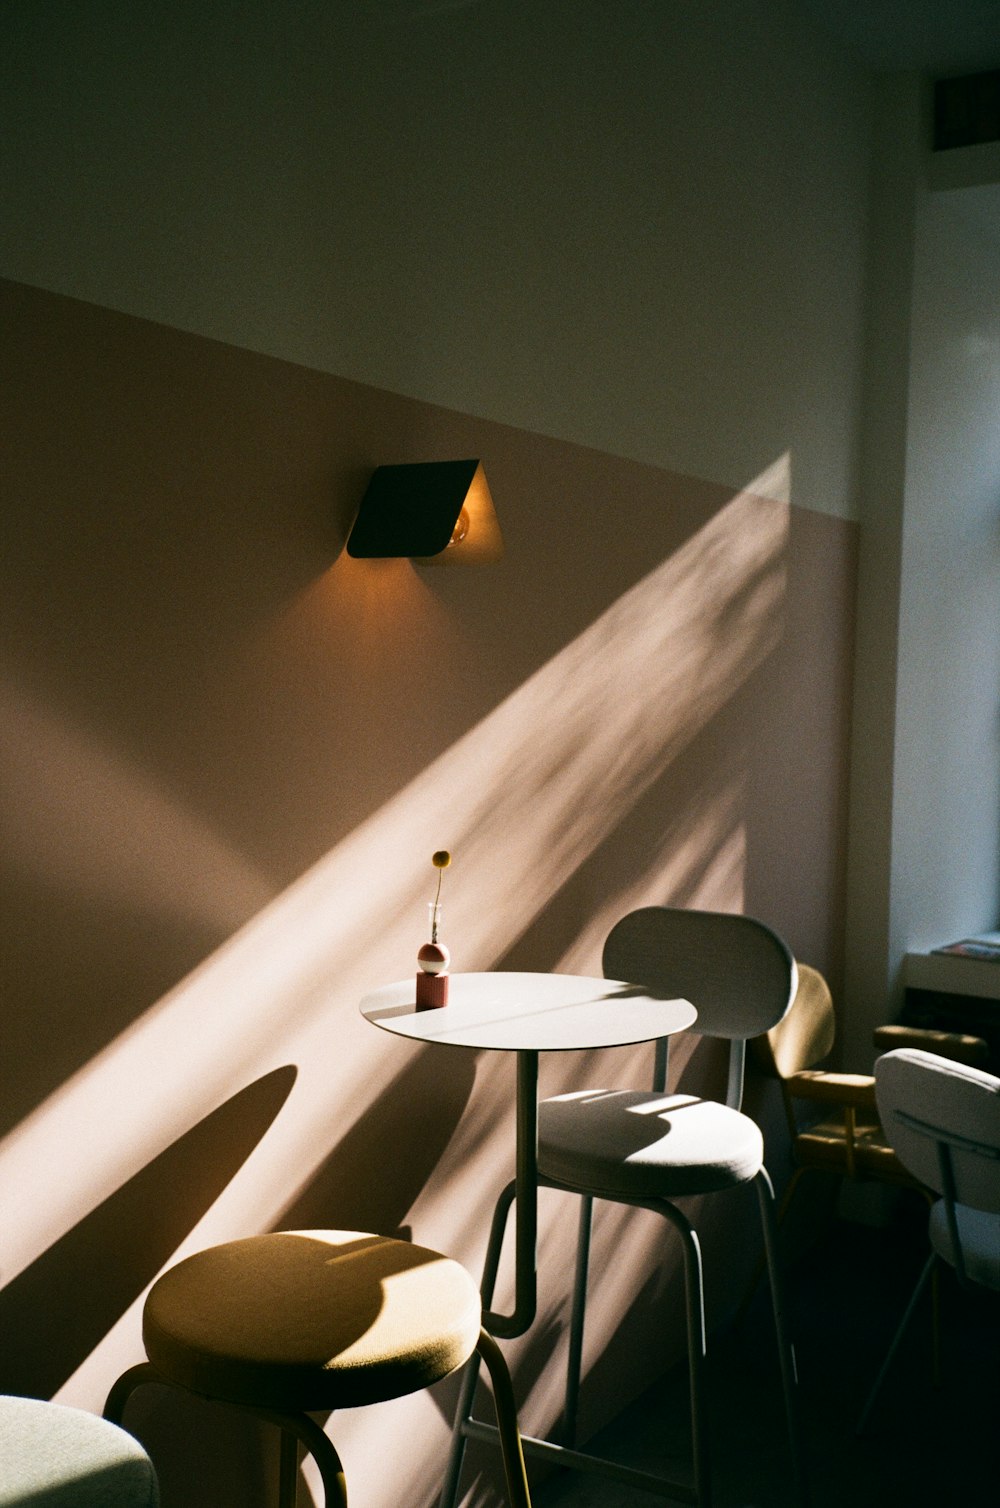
[{"x1": 105, "y1": 1229, "x2": 530, "y2": 1507}]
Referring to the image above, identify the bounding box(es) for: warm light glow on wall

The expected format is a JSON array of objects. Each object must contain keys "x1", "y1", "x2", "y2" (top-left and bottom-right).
[
  {"x1": 0, "y1": 460, "x2": 789, "y2": 1500},
  {"x1": 428, "y1": 460, "x2": 503, "y2": 565}
]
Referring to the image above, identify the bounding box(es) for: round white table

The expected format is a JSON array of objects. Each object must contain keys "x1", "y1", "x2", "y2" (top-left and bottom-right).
[{"x1": 360, "y1": 971, "x2": 696, "y2": 1337}]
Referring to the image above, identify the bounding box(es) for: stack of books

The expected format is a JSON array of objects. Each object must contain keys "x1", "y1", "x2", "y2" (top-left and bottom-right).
[{"x1": 931, "y1": 935, "x2": 1000, "y2": 962}]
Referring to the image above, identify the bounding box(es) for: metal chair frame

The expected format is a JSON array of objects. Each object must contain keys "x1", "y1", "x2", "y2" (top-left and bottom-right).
[
  {"x1": 856, "y1": 1092, "x2": 1000, "y2": 1434},
  {"x1": 441, "y1": 907, "x2": 807, "y2": 1508}
]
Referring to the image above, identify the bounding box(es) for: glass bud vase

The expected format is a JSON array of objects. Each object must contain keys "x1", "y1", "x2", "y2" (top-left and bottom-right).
[{"x1": 416, "y1": 903, "x2": 450, "y2": 1009}]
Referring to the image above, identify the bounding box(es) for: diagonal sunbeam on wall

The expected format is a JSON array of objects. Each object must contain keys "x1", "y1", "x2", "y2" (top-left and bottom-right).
[{"x1": 0, "y1": 460, "x2": 789, "y2": 1496}]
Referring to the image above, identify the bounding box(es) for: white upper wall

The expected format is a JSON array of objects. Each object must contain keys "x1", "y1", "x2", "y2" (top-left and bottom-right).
[
  {"x1": 1, "y1": 0, "x2": 872, "y2": 516},
  {"x1": 840, "y1": 74, "x2": 1000, "y2": 1054},
  {"x1": 891, "y1": 183, "x2": 1000, "y2": 955}
]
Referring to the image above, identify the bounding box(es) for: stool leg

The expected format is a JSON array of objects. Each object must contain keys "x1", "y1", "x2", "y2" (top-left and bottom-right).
[
  {"x1": 658, "y1": 1201, "x2": 710, "y2": 1507},
  {"x1": 107, "y1": 1367, "x2": 347, "y2": 1508},
  {"x1": 439, "y1": 1345, "x2": 482, "y2": 1508},
  {"x1": 755, "y1": 1168, "x2": 807, "y2": 1507},
  {"x1": 440, "y1": 1180, "x2": 517, "y2": 1508},
  {"x1": 278, "y1": 1428, "x2": 299, "y2": 1507},
  {"x1": 104, "y1": 1362, "x2": 161, "y2": 1425},
  {"x1": 563, "y1": 1194, "x2": 593, "y2": 1448},
  {"x1": 252, "y1": 1408, "x2": 348, "y2": 1508},
  {"x1": 476, "y1": 1328, "x2": 532, "y2": 1508},
  {"x1": 284, "y1": 1414, "x2": 347, "y2": 1508}
]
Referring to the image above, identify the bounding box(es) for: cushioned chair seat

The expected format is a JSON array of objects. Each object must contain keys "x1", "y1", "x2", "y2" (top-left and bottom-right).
[
  {"x1": 444, "y1": 907, "x2": 805, "y2": 1508},
  {"x1": 538, "y1": 1090, "x2": 764, "y2": 1198},
  {"x1": 0, "y1": 1395, "x2": 158, "y2": 1507},
  {"x1": 142, "y1": 1230, "x2": 482, "y2": 1412}
]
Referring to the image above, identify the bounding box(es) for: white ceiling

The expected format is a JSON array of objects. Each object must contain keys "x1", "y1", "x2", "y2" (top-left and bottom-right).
[
  {"x1": 795, "y1": 0, "x2": 1000, "y2": 76},
  {"x1": 796, "y1": 1, "x2": 1000, "y2": 254}
]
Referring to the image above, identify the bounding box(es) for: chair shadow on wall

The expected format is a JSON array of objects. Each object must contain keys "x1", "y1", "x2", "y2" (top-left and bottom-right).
[
  {"x1": 272, "y1": 1046, "x2": 476, "y2": 1240},
  {"x1": 0, "y1": 1067, "x2": 298, "y2": 1400},
  {"x1": 1, "y1": 1046, "x2": 476, "y2": 1403}
]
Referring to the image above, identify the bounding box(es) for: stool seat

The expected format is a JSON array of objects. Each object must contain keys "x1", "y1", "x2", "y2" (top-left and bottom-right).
[
  {"x1": 106, "y1": 1228, "x2": 531, "y2": 1507},
  {"x1": 0, "y1": 1394, "x2": 158, "y2": 1507},
  {"x1": 143, "y1": 1230, "x2": 482, "y2": 1412}
]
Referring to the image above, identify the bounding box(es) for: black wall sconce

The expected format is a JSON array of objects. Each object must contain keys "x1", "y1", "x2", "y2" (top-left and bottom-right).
[{"x1": 346, "y1": 459, "x2": 503, "y2": 564}]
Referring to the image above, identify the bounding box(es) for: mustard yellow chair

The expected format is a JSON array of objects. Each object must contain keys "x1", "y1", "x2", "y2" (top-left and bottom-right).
[
  {"x1": 105, "y1": 1229, "x2": 530, "y2": 1508},
  {"x1": 739, "y1": 966, "x2": 990, "y2": 1366},
  {"x1": 750, "y1": 963, "x2": 990, "y2": 1226}
]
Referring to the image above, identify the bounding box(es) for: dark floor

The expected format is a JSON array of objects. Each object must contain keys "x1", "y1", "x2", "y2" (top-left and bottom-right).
[{"x1": 530, "y1": 1207, "x2": 1000, "y2": 1508}]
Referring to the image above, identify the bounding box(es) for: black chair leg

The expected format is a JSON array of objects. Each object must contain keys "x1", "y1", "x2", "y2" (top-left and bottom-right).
[
  {"x1": 439, "y1": 1179, "x2": 517, "y2": 1508},
  {"x1": 562, "y1": 1194, "x2": 594, "y2": 1447},
  {"x1": 658, "y1": 1200, "x2": 711, "y2": 1507},
  {"x1": 856, "y1": 1251, "x2": 937, "y2": 1436},
  {"x1": 755, "y1": 1168, "x2": 808, "y2": 1506}
]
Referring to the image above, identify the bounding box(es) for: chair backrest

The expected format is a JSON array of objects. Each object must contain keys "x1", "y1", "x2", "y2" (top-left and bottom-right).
[
  {"x1": 751, "y1": 963, "x2": 836, "y2": 1080},
  {"x1": 602, "y1": 906, "x2": 796, "y2": 1108},
  {"x1": 875, "y1": 1048, "x2": 1000, "y2": 1215}
]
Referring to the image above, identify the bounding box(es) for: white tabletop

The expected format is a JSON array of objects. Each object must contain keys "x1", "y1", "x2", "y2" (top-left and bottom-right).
[{"x1": 360, "y1": 971, "x2": 697, "y2": 1053}]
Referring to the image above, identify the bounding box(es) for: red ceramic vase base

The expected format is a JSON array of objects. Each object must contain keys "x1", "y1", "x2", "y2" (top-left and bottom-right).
[{"x1": 416, "y1": 971, "x2": 449, "y2": 1010}]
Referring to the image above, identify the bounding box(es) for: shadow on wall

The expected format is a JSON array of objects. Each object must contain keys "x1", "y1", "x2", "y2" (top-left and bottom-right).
[
  {"x1": 273, "y1": 1044, "x2": 475, "y2": 1235},
  {"x1": 0, "y1": 283, "x2": 863, "y2": 1508},
  {"x1": 0, "y1": 882, "x2": 248, "y2": 1144},
  {"x1": 0, "y1": 461, "x2": 794, "y2": 1443},
  {"x1": 0, "y1": 1067, "x2": 297, "y2": 1399},
  {"x1": 0, "y1": 1043, "x2": 475, "y2": 1404},
  {"x1": 496, "y1": 694, "x2": 759, "y2": 978},
  {"x1": 1, "y1": 284, "x2": 803, "y2": 1497}
]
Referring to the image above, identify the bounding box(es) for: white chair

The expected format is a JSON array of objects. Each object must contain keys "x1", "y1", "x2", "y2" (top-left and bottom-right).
[
  {"x1": 443, "y1": 906, "x2": 806, "y2": 1508},
  {"x1": 0, "y1": 1394, "x2": 158, "y2": 1506},
  {"x1": 857, "y1": 1048, "x2": 1000, "y2": 1433}
]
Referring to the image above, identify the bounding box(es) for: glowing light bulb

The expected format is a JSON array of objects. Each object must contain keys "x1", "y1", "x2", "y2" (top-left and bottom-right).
[{"x1": 447, "y1": 507, "x2": 470, "y2": 547}]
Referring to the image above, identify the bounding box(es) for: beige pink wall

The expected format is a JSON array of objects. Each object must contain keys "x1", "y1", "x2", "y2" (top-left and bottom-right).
[{"x1": 1, "y1": 278, "x2": 857, "y2": 1503}]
